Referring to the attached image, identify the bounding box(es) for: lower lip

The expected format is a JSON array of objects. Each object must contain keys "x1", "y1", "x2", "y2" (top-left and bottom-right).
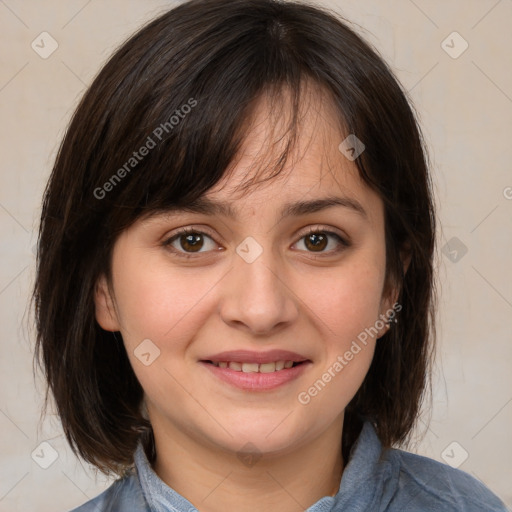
[{"x1": 200, "y1": 361, "x2": 311, "y2": 390}]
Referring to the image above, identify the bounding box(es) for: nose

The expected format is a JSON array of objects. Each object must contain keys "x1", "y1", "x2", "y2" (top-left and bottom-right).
[{"x1": 219, "y1": 246, "x2": 299, "y2": 336}]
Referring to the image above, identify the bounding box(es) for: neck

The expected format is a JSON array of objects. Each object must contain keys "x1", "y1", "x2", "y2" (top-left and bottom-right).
[{"x1": 150, "y1": 416, "x2": 344, "y2": 512}]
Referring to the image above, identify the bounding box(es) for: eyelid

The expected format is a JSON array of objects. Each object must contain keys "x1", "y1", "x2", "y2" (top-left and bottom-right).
[
  {"x1": 296, "y1": 225, "x2": 349, "y2": 243},
  {"x1": 164, "y1": 226, "x2": 219, "y2": 243}
]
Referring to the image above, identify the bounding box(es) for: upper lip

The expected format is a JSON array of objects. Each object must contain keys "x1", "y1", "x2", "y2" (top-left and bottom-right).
[{"x1": 201, "y1": 349, "x2": 310, "y2": 364}]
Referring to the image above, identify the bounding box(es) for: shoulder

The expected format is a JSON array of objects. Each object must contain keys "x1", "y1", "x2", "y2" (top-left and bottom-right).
[
  {"x1": 69, "y1": 472, "x2": 150, "y2": 512},
  {"x1": 384, "y1": 447, "x2": 507, "y2": 511}
]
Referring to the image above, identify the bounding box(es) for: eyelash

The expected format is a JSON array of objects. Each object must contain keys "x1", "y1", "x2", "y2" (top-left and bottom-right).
[{"x1": 162, "y1": 226, "x2": 350, "y2": 260}]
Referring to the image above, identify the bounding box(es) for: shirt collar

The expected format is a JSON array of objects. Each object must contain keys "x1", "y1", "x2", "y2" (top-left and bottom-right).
[
  {"x1": 135, "y1": 442, "x2": 197, "y2": 512},
  {"x1": 331, "y1": 420, "x2": 394, "y2": 510},
  {"x1": 306, "y1": 420, "x2": 393, "y2": 511}
]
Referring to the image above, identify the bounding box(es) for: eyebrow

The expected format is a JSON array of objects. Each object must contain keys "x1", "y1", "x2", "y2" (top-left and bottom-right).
[{"x1": 159, "y1": 195, "x2": 368, "y2": 222}]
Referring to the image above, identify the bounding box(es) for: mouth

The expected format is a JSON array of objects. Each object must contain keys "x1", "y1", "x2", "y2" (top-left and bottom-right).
[
  {"x1": 202, "y1": 360, "x2": 307, "y2": 373},
  {"x1": 199, "y1": 350, "x2": 311, "y2": 391}
]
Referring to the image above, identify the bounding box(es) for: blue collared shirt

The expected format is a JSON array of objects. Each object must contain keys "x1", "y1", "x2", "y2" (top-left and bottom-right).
[{"x1": 70, "y1": 421, "x2": 507, "y2": 511}]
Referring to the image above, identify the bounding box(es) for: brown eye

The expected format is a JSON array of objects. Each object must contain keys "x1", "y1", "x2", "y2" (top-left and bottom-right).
[
  {"x1": 163, "y1": 228, "x2": 218, "y2": 257},
  {"x1": 294, "y1": 229, "x2": 350, "y2": 256},
  {"x1": 304, "y1": 232, "x2": 328, "y2": 252},
  {"x1": 178, "y1": 232, "x2": 204, "y2": 252}
]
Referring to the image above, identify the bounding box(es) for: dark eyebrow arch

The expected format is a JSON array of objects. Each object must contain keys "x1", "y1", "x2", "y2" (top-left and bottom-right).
[{"x1": 158, "y1": 195, "x2": 368, "y2": 222}]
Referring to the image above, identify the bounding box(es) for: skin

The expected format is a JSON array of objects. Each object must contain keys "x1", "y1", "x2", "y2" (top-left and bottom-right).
[{"x1": 95, "y1": 85, "x2": 408, "y2": 512}]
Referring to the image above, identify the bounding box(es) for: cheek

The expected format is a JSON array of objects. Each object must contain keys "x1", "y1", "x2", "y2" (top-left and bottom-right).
[
  {"x1": 291, "y1": 252, "x2": 385, "y2": 408},
  {"x1": 299, "y1": 256, "x2": 386, "y2": 342},
  {"x1": 111, "y1": 250, "x2": 219, "y2": 348},
  {"x1": 294, "y1": 263, "x2": 383, "y2": 418},
  {"x1": 112, "y1": 256, "x2": 221, "y2": 408}
]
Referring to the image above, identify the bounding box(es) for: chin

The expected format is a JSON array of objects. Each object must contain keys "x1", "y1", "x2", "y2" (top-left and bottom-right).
[{"x1": 220, "y1": 415, "x2": 313, "y2": 451}]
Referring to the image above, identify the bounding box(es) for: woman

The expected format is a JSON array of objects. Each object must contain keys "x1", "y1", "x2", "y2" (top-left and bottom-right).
[{"x1": 33, "y1": 0, "x2": 507, "y2": 510}]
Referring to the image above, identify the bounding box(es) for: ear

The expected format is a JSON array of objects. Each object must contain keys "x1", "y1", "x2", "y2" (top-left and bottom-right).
[
  {"x1": 377, "y1": 244, "x2": 412, "y2": 337},
  {"x1": 401, "y1": 243, "x2": 412, "y2": 278},
  {"x1": 94, "y1": 274, "x2": 121, "y2": 332}
]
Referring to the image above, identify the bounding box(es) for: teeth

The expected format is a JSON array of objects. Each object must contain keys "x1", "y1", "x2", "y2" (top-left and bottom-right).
[
  {"x1": 259, "y1": 362, "x2": 276, "y2": 373},
  {"x1": 211, "y1": 360, "x2": 300, "y2": 373},
  {"x1": 242, "y1": 363, "x2": 259, "y2": 373}
]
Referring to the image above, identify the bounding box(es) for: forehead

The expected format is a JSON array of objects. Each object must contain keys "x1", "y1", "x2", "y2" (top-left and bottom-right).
[{"x1": 202, "y1": 84, "x2": 383, "y2": 225}]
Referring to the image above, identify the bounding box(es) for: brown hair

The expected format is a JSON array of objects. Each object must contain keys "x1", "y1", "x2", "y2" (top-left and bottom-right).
[{"x1": 32, "y1": 0, "x2": 437, "y2": 477}]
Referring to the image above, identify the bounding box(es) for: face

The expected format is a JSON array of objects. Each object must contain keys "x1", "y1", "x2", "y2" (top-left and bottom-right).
[{"x1": 95, "y1": 88, "x2": 399, "y2": 460}]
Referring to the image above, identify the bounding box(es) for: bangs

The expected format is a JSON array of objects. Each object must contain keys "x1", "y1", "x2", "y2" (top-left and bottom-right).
[
  {"x1": 137, "y1": 82, "x2": 348, "y2": 226},
  {"x1": 92, "y1": 19, "x2": 348, "y2": 232},
  {"x1": 79, "y1": 0, "x2": 409, "y2": 249}
]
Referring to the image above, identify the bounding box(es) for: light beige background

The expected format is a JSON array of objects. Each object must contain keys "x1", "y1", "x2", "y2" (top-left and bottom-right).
[{"x1": 0, "y1": 0, "x2": 511, "y2": 510}]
